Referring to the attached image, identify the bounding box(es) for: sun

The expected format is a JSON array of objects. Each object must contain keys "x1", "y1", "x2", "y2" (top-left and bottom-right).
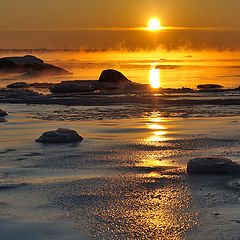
[{"x1": 148, "y1": 18, "x2": 161, "y2": 31}]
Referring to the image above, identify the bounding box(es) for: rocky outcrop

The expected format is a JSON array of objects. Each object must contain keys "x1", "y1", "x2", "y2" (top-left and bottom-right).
[
  {"x1": 0, "y1": 55, "x2": 70, "y2": 75},
  {"x1": 35, "y1": 128, "x2": 83, "y2": 143},
  {"x1": 49, "y1": 80, "x2": 147, "y2": 93},
  {"x1": 6, "y1": 82, "x2": 53, "y2": 89},
  {"x1": 7, "y1": 82, "x2": 30, "y2": 88},
  {"x1": 50, "y1": 80, "x2": 98, "y2": 93},
  {"x1": 0, "y1": 55, "x2": 44, "y2": 64},
  {"x1": 0, "y1": 109, "x2": 8, "y2": 117},
  {"x1": 50, "y1": 69, "x2": 132, "y2": 93},
  {"x1": 187, "y1": 157, "x2": 240, "y2": 174},
  {"x1": 99, "y1": 69, "x2": 131, "y2": 83},
  {"x1": 98, "y1": 69, "x2": 132, "y2": 90}
]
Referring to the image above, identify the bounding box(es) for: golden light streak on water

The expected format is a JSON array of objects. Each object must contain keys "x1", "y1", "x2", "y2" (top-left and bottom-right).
[
  {"x1": 146, "y1": 116, "x2": 168, "y2": 142},
  {"x1": 90, "y1": 178, "x2": 199, "y2": 239},
  {"x1": 149, "y1": 63, "x2": 161, "y2": 88},
  {"x1": 148, "y1": 132, "x2": 168, "y2": 142},
  {"x1": 147, "y1": 124, "x2": 165, "y2": 130},
  {"x1": 148, "y1": 117, "x2": 167, "y2": 123}
]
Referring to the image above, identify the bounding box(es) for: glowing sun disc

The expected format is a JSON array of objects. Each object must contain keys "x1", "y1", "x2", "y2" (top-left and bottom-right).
[{"x1": 148, "y1": 18, "x2": 161, "y2": 31}]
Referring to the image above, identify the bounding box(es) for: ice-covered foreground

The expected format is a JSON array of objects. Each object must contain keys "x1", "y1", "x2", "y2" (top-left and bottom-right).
[{"x1": 1, "y1": 104, "x2": 240, "y2": 239}]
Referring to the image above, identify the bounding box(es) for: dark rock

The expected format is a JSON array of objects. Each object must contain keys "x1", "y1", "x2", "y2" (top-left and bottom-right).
[
  {"x1": 98, "y1": 82, "x2": 125, "y2": 90},
  {"x1": 123, "y1": 82, "x2": 150, "y2": 91},
  {"x1": 50, "y1": 79, "x2": 150, "y2": 93},
  {"x1": 0, "y1": 88, "x2": 47, "y2": 103},
  {"x1": 35, "y1": 128, "x2": 83, "y2": 143},
  {"x1": 99, "y1": 69, "x2": 131, "y2": 83},
  {"x1": 31, "y1": 82, "x2": 54, "y2": 88},
  {"x1": 7, "y1": 82, "x2": 30, "y2": 88},
  {"x1": 187, "y1": 157, "x2": 240, "y2": 174},
  {"x1": 0, "y1": 55, "x2": 43, "y2": 64},
  {"x1": 0, "y1": 109, "x2": 8, "y2": 117},
  {"x1": 197, "y1": 84, "x2": 223, "y2": 90},
  {"x1": 0, "y1": 55, "x2": 70, "y2": 75},
  {"x1": 6, "y1": 89, "x2": 45, "y2": 100}
]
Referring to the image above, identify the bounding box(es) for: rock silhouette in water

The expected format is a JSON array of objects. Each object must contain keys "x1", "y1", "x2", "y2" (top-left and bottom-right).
[
  {"x1": 0, "y1": 55, "x2": 70, "y2": 75},
  {"x1": 35, "y1": 128, "x2": 83, "y2": 143},
  {"x1": 187, "y1": 157, "x2": 240, "y2": 174},
  {"x1": 50, "y1": 69, "x2": 132, "y2": 93},
  {"x1": 98, "y1": 69, "x2": 131, "y2": 83}
]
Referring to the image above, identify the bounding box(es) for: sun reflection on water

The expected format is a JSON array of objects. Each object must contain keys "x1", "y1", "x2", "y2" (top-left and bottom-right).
[
  {"x1": 111, "y1": 115, "x2": 199, "y2": 239},
  {"x1": 82, "y1": 177, "x2": 199, "y2": 239},
  {"x1": 135, "y1": 116, "x2": 171, "y2": 171},
  {"x1": 148, "y1": 131, "x2": 167, "y2": 142},
  {"x1": 149, "y1": 63, "x2": 161, "y2": 89},
  {"x1": 148, "y1": 124, "x2": 165, "y2": 130},
  {"x1": 146, "y1": 117, "x2": 168, "y2": 142}
]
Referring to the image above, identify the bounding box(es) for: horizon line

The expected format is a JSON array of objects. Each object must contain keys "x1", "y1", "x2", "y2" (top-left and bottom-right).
[{"x1": 0, "y1": 26, "x2": 240, "y2": 32}]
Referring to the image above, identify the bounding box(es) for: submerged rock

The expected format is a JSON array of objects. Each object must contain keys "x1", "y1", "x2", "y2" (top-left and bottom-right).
[
  {"x1": 35, "y1": 128, "x2": 83, "y2": 143},
  {"x1": 0, "y1": 109, "x2": 8, "y2": 117},
  {"x1": 0, "y1": 55, "x2": 70, "y2": 75},
  {"x1": 187, "y1": 157, "x2": 240, "y2": 174},
  {"x1": 99, "y1": 69, "x2": 131, "y2": 83}
]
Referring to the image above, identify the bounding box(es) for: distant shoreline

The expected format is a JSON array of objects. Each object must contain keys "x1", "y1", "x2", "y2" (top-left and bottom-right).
[{"x1": 0, "y1": 48, "x2": 111, "y2": 53}]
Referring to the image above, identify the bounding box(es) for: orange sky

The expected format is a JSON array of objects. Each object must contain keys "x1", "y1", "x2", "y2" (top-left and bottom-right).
[{"x1": 0, "y1": 0, "x2": 240, "y2": 50}]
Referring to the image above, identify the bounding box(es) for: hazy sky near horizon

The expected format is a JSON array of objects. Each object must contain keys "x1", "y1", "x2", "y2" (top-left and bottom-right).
[
  {"x1": 1, "y1": 0, "x2": 240, "y2": 29},
  {"x1": 1, "y1": 0, "x2": 240, "y2": 50}
]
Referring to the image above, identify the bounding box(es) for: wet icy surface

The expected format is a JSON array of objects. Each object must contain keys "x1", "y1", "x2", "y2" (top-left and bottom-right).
[
  {"x1": 29, "y1": 100, "x2": 240, "y2": 121},
  {"x1": 0, "y1": 104, "x2": 240, "y2": 239}
]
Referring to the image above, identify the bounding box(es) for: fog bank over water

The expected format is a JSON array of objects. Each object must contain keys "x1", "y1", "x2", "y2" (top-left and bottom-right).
[
  {"x1": 1, "y1": 49, "x2": 240, "y2": 90},
  {"x1": 1, "y1": 29, "x2": 240, "y2": 51}
]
